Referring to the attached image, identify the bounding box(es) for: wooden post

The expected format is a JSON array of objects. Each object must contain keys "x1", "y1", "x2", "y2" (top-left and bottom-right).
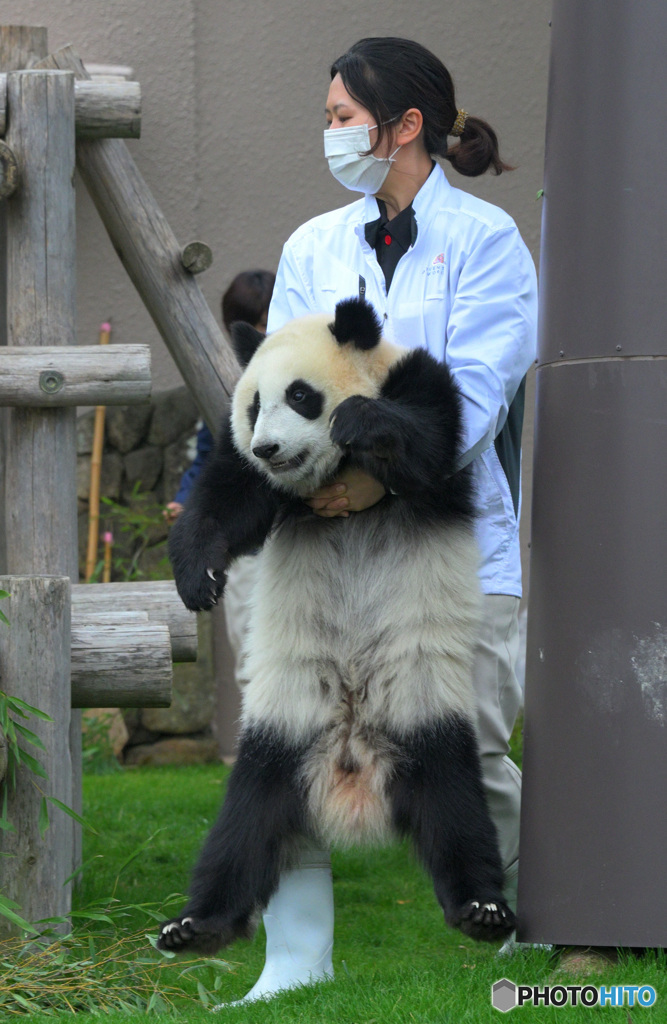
[
  {"x1": 0, "y1": 26, "x2": 49, "y2": 577},
  {"x1": 4, "y1": 70, "x2": 78, "y2": 574},
  {"x1": 0, "y1": 576, "x2": 72, "y2": 937},
  {"x1": 37, "y1": 46, "x2": 239, "y2": 431},
  {"x1": 3, "y1": 67, "x2": 80, "y2": 898},
  {"x1": 0, "y1": 26, "x2": 48, "y2": 70}
]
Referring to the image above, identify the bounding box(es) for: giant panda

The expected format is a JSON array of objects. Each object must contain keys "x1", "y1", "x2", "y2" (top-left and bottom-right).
[{"x1": 158, "y1": 297, "x2": 515, "y2": 956}]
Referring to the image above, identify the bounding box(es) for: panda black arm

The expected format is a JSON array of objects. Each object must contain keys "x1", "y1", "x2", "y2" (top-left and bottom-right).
[
  {"x1": 329, "y1": 348, "x2": 475, "y2": 520},
  {"x1": 168, "y1": 415, "x2": 280, "y2": 611}
]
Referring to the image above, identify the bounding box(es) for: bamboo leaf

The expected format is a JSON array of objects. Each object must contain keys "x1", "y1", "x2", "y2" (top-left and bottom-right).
[
  {"x1": 0, "y1": 896, "x2": 39, "y2": 935},
  {"x1": 69, "y1": 910, "x2": 114, "y2": 923},
  {"x1": 39, "y1": 796, "x2": 50, "y2": 838},
  {"x1": 46, "y1": 796, "x2": 100, "y2": 835},
  {"x1": 63, "y1": 853, "x2": 104, "y2": 886},
  {"x1": 12, "y1": 722, "x2": 46, "y2": 751},
  {"x1": 16, "y1": 748, "x2": 48, "y2": 779},
  {"x1": 0, "y1": 789, "x2": 16, "y2": 833},
  {"x1": 6, "y1": 695, "x2": 53, "y2": 721}
]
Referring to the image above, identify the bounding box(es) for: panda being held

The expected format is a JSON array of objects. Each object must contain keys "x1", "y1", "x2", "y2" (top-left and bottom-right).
[{"x1": 158, "y1": 296, "x2": 515, "y2": 956}]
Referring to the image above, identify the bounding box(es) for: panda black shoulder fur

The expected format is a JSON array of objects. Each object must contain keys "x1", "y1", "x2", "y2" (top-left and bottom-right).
[{"x1": 159, "y1": 298, "x2": 515, "y2": 955}]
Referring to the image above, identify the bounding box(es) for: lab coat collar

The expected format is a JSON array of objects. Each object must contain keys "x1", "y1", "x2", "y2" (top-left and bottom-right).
[{"x1": 357, "y1": 162, "x2": 451, "y2": 240}]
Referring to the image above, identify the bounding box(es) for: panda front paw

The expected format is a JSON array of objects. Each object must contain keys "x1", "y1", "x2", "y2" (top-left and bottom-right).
[
  {"x1": 168, "y1": 514, "x2": 229, "y2": 611},
  {"x1": 173, "y1": 562, "x2": 227, "y2": 612},
  {"x1": 330, "y1": 395, "x2": 401, "y2": 461},
  {"x1": 457, "y1": 898, "x2": 516, "y2": 943},
  {"x1": 157, "y1": 912, "x2": 252, "y2": 955}
]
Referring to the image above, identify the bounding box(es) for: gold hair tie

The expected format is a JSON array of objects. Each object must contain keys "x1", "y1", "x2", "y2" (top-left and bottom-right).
[{"x1": 450, "y1": 109, "x2": 468, "y2": 137}]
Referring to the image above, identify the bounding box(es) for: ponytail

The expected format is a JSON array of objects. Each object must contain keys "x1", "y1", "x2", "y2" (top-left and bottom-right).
[{"x1": 443, "y1": 114, "x2": 513, "y2": 177}]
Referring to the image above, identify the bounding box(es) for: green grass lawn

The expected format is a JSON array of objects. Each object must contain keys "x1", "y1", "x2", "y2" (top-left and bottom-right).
[{"x1": 4, "y1": 717, "x2": 667, "y2": 1021}]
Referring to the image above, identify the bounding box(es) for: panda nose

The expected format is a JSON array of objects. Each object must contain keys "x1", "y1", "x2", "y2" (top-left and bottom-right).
[{"x1": 253, "y1": 443, "x2": 280, "y2": 461}]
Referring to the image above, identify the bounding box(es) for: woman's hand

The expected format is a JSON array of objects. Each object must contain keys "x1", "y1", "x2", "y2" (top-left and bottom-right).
[
  {"x1": 164, "y1": 501, "x2": 184, "y2": 524},
  {"x1": 305, "y1": 466, "x2": 386, "y2": 518}
]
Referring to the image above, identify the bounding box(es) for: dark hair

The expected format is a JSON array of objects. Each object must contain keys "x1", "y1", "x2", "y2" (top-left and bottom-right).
[
  {"x1": 330, "y1": 37, "x2": 511, "y2": 177},
  {"x1": 221, "y1": 269, "x2": 276, "y2": 331}
]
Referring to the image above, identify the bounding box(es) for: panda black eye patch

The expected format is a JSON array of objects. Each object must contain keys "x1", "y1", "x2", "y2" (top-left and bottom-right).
[
  {"x1": 285, "y1": 380, "x2": 323, "y2": 420},
  {"x1": 247, "y1": 390, "x2": 260, "y2": 429}
]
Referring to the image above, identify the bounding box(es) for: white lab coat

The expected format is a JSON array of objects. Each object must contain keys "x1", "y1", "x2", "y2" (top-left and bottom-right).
[{"x1": 267, "y1": 164, "x2": 538, "y2": 597}]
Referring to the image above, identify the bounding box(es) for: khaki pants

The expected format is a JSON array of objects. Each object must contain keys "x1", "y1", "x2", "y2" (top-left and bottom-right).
[
  {"x1": 223, "y1": 554, "x2": 260, "y2": 688},
  {"x1": 472, "y1": 594, "x2": 523, "y2": 908}
]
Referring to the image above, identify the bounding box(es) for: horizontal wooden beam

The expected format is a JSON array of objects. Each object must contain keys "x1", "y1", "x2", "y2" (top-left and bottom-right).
[
  {"x1": 72, "y1": 580, "x2": 197, "y2": 663},
  {"x1": 0, "y1": 73, "x2": 141, "y2": 137},
  {"x1": 71, "y1": 620, "x2": 172, "y2": 707},
  {"x1": 0, "y1": 344, "x2": 151, "y2": 406}
]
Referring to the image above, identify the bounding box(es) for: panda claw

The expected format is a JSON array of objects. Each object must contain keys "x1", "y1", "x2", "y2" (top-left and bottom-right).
[
  {"x1": 206, "y1": 568, "x2": 217, "y2": 581},
  {"x1": 457, "y1": 897, "x2": 515, "y2": 942}
]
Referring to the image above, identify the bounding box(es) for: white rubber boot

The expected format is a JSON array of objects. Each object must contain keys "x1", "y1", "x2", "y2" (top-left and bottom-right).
[
  {"x1": 496, "y1": 859, "x2": 552, "y2": 956},
  {"x1": 214, "y1": 850, "x2": 334, "y2": 1007}
]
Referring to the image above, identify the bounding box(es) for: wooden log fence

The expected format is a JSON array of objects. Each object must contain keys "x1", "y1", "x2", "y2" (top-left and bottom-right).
[
  {"x1": 71, "y1": 621, "x2": 172, "y2": 709},
  {"x1": 72, "y1": 581, "x2": 198, "y2": 663},
  {"x1": 0, "y1": 21, "x2": 252, "y2": 936},
  {"x1": 37, "y1": 45, "x2": 240, "y2": 431}
]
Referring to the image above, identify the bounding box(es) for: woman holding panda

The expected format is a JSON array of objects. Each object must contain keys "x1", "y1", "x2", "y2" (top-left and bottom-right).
[{"x1": 233, "y1": 36, "x2": 537, "y2": 1004}]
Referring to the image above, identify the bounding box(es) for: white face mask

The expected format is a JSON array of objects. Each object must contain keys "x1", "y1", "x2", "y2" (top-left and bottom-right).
[{"x1": 323, "y1": 122, "x2": 400, "y2": 194}]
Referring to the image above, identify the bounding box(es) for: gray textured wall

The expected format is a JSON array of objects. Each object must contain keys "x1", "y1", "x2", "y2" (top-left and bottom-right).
[
  {"x1": 1, "y1": 1, "x2": 550, "y2": 591},
  {"x1": 0, "y1": 0, "x2": 550, "y2": 384}
]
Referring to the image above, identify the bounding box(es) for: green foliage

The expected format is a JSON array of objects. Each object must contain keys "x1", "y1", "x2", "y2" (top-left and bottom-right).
[
  {"x1": 0, "y1": 897, "x2": 230, "y2": 1016},
  {"x1": 1, "y1": 760, "x2": 665, "y2": 1021},
  {"x1": 0, "y1": 691, "x2": 52, "y2": 812},
  {"x1": 0, "y1": 592, "x2": 101, "y2": 935},
  {"x1": 82, "y1": 712, "x2": 123, "y2": 776},
  {"x1": 97, "y1": 483, "x2": 172, "y2": 582},
  {"x1": 0, "y1": 589, "x2": 8, "y2": 627}
]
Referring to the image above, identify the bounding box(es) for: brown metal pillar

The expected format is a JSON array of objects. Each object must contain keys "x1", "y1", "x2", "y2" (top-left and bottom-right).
[{"x1": 517, "y1": 0, "x2": 667, "y2": 946}]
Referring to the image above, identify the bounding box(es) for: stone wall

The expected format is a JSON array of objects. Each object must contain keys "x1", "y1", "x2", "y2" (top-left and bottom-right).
[
  {"x1": 76, "y1": 386, "x2": 200, "y2": 582},
  {"x1": 77, "y1": 388, "x2": 222, "y2": 766}
]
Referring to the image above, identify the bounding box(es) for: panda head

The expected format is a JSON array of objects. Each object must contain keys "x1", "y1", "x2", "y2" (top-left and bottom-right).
[{"x1": 230, "y1": 298, "x2": 406, "y2": 496}]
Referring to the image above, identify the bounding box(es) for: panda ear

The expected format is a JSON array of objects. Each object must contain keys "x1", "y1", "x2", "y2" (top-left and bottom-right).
[
  {"x1": 230, "y1": 321, "x2": 265, "y2": 368},
  {"x1": 329, "y1": 298, "x2": 382, "y2": 351}
]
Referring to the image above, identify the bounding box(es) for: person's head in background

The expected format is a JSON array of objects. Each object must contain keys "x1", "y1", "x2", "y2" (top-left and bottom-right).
[
  {"x1": 164, "y1": 269, "x2": 276, "y2": 523},
  {"x1": 222, "y1": 269, "x2": 275, "y2": 335}
]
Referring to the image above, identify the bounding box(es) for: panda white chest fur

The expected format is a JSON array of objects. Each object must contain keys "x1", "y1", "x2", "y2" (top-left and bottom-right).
[
  {"x1": 160, "y1": 298, "x2": 515, "y2": 956},
  {"x1": 244, "y1": 510, "x2": 480, "y2": 846}
]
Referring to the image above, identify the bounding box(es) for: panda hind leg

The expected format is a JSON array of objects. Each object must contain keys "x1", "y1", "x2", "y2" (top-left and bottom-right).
[
  {"x1": 389, "y1": 718, "x2": 516, "y2": 943},
  {"x1": 157, "y1": 728, "x2": 309, "y2": 955}
]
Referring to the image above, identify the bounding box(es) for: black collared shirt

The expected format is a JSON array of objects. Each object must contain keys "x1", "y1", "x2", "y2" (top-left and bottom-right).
[{"x1": 364, "y1": 199, "x2": 418, "y2": 292}]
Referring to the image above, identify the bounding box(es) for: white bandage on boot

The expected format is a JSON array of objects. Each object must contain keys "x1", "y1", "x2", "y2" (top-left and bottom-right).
[{"x1": 214, "y1": 849, "x2": 334, "y2": 1007}]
